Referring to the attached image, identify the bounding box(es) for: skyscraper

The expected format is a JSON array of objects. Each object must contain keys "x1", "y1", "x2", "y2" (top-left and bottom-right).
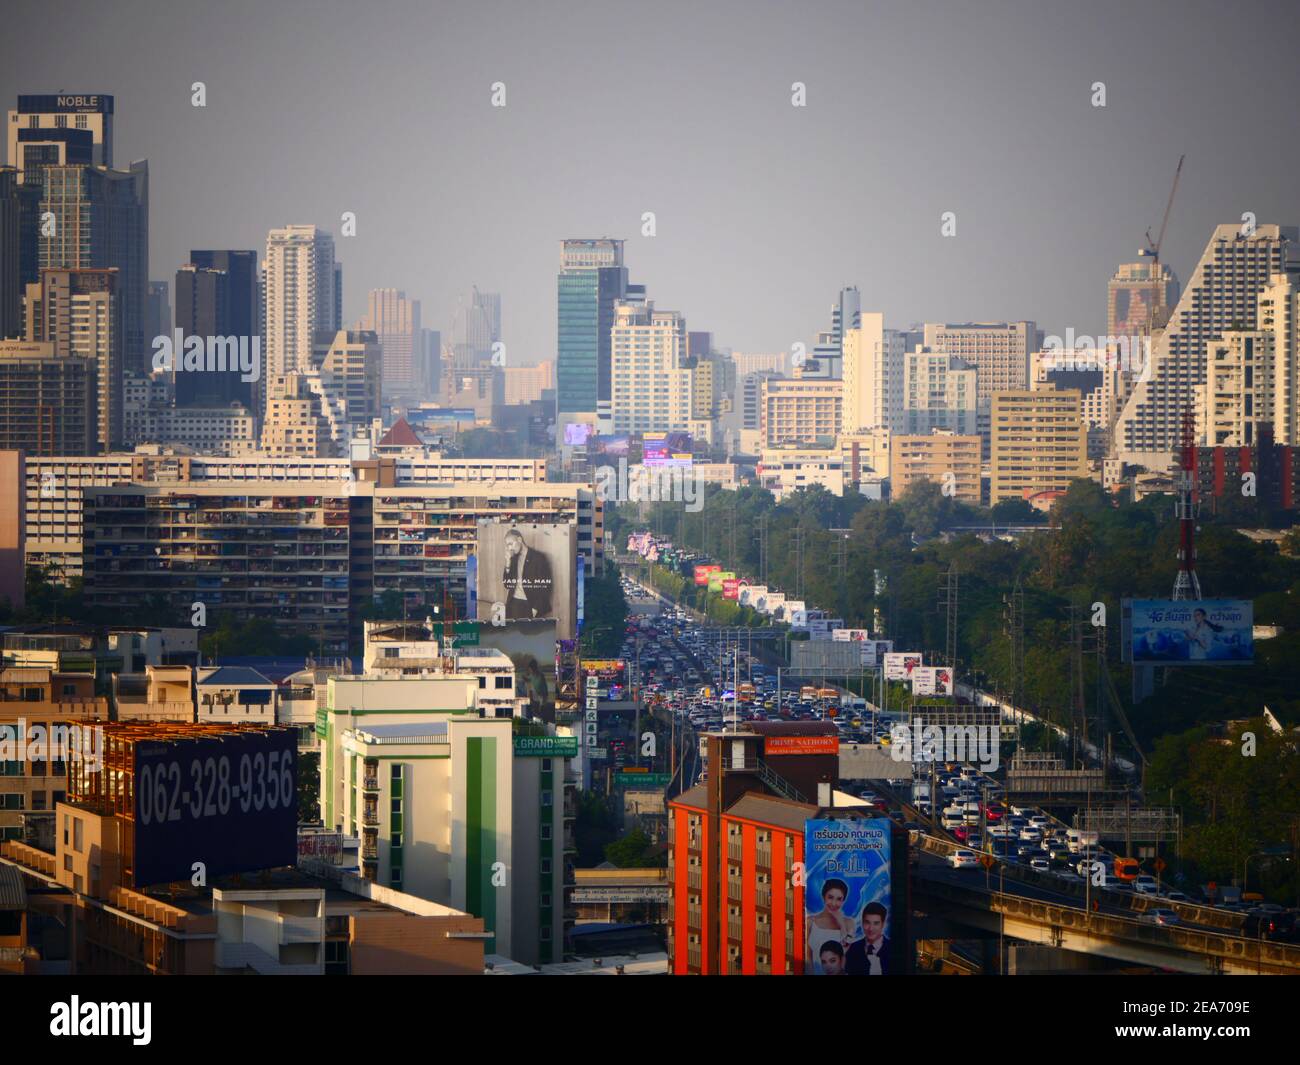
[
  {"x1": 175, "y1": 250, "x2": 258, "y2": 407},
  {"x1": 556, "y1": 238, "x2": 629, "y2": 419},
  {"x1": 0, "y1": 168, "x2": 20, "y2": 340},
  {"x1": 1107, "y1": 250, "x2": 1179, "y2": 338},
  {"x1": 24, "y1": 268, "x2": 118, "y2": 450},
  {"x1": 6, "y1": 94, "x2": 114, "y2": 178},
  {"x1": 450, "y1": 287, "x2": 500, "y2": 368},
  {"x1": 36, "y1": 160, "x2": 148, "y2": 375},
  {"x1": 805, "y1": 285, "x2": 860, "y2": 379},
  {"x1": 360, "y1": 288, "x2": 421, "y2": 402},
  {"x1": 841, "y1": 313, "x2": 904, "y2": 434},
  {"x1": 1112, "y1": 223, "x2": 1300, "y2": 463},
  {"x1": 263, "y1": 225, "x2": 341, "y2": 381},
  {"x1": 609, "y1": 297, "x2": 693, "y2": 434}
]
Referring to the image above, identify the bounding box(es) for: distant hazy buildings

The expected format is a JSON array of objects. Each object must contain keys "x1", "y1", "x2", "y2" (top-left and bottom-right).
[
  {"x1": 1114, "y1": 224, "x2": 1299, "y2": 463},
  {"x1": 449, "y1": 286, "x2": 500, "y2": 367},
  {"x1": 174, "y1": 250, "x2": 258, "y2": 408},
  {"x1": 360, "y1": 288, "x2": 421, "y2": 403},
  {"x1": 803, "y1": 285, "x2": 860, "y2": 379},
  {"x1": 922, "y1": 321, "x2": 1036, "y2": 407},
  {"x1": 502, "y1": 361, "x2": 553, "y2": 406},
  {"x1": 1107, "y1": 250, "x2": 1179, "y2": 338}
]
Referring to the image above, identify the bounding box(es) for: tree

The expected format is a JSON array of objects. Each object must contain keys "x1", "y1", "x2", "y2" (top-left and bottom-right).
[{"x1": 604, "y1": 827, "x2": 654, "y2": 867}]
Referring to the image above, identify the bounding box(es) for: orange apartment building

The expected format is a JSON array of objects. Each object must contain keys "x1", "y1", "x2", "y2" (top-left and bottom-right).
[{"x1": 668, "y1": 723, "x2": 910, "y2": 976}]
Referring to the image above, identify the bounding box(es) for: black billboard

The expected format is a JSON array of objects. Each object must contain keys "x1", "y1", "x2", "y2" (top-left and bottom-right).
[{"x1": 132, "y1": 729, "x2": 298, "y2": 887}]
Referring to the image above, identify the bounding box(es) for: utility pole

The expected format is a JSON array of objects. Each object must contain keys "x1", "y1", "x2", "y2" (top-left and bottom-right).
[{"x1": 939, "y1": 565, "x2": 959, "y2": 674}]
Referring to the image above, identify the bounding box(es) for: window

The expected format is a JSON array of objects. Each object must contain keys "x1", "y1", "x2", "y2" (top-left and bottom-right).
[
  {"x1": 540, "y1": 858, "x2": 552, "y2": 875},
  {"x1": 541, "y1": 789, "x2": 553, "y2": 807},
  {"x1": 540, "y1": 825, "x2": 552, "y2": 841}
]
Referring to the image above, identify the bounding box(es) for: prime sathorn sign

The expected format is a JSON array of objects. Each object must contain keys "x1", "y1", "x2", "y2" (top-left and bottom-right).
[{"x1": 764, "y1": 735, "x2": 839, "y2": 756}]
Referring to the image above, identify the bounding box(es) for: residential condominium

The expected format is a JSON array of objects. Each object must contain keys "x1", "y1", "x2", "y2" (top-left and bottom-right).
[
  {"x1": 1113, "y1": 223, "x2": 1300, "y2": 465},
  {"x1": 320, "y1": 672, "x2": 570, "y2": 965},
  {"x1": 79, "y1": 478, "x2": 601, "y2": 651},
  {"x1": 0, "y1": 340, "x2": 97, "y2": 454},
  {"x1": 610, "y1": 298, "x2": 694, "y2": 435},
  {"x1": 263, "y1": 224, "x2": 342, "y2": 381},
  {"x1": 921, "y1": 321, "x2": 1037, "y2": 406},
  {"x1": 761, "y1": 378, "x2": 842, "y2": 446},
  {"x1": 21, "y1": 451, "x2": 554, "y2": 582},
  {"x1": 989, "y1": 388, "x2": 1088, "y2": 506},
  {"x1": 841, "y1": 314, "x2": 905, "y2": 434},
  {"x1": 24, "y1": 268, "x2": 119, "y2": 450},
  {"x1": 890, "y1": 431, "x2": 982, "y2": 504},
  {"x1": 901, "y1": 349, "x2": 978, "y2": 436}
]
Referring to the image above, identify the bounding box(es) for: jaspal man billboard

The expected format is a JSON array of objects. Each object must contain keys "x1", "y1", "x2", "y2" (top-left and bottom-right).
[{"x1": 1128, "y1": 599, "x2": 1254, "y2": 665}]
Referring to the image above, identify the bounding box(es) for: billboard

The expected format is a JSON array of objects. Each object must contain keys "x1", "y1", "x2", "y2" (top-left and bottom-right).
[
  {"x1": 708, "y1": 570, "x2": 735, "y2": 593},
  {"x1": 765, "y1": 735, "x2": 839, "y2": 756},
  {"x1": 465, "y1": 618, "x2": 560, "y2": 715},
  {"x1": 833, "y1": 628, "x2": 872, "y2": 643},
  {"x1": 776, "y1": 599, "x2": 805, "y2": 622},
  {"x1": 590, "y1": 433, "x2": 630, "y2": 458},
  {"x1": 761, "y1": 592, "x2": 785, "y2": 616},
  {"x1": 1128, "y1": 599, "x2": 1254, "y2": 664},
  {"x1": 694, "y1": 563, "x2": 721, "y2": 587},
  {"x1": 133, "y1": 728, "x2": 299, "y2": 887},
  {"x1": 564, "y1": 422, "x2": 594, "y2": 446},
  {"x1": 642, "y1": 431, "x2": 693, "y2": 467},
  {"x1": 475, "y1": 521, "x2": 578, "y2": 639},
  {"x1": 910, "y1": 666, "x2": 954, "y2": 696},
  {"x1": 804, "y1": 818, "x2": 894, "y2": 975},
  {"x1": 883, "y1": 652, "x2": 923, "y2": 681},
  {"x1": 722, "y1": 578, "x2": 741, "y2": 600},
  {"x1": 739, "y1": 584, "x2": 765, "y2": 608}
]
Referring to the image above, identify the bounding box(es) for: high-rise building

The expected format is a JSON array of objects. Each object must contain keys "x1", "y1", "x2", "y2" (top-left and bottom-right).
[
  {"x1": 145, "y1": 280, "x2": 170, "y2": 345},
  {"x1": 260, "y1": 373, "x2": 336, "y2": 457},
  {"x1": 1113, "y1": 224, "x2": 1300, "y2": 464},
  {"x1": 610, "y1": 298, "x2": 694, "y2": 434},
  {"x1": 263, "y1": 225, "x2": 341, "y2": 381},
  {"x1": 0, "y1": 340, "x2": 97, "y2": 454},
  {"x1": 24, "y1": 267, "x2": 118, "y2": 450},
  {"x1": 35, "y1": 160, "x2": 148, "y2": 376},
  {"x1": 311, "y1": 328, "x2": 383, "y2": 442},
  {"x1": 989, "y1": 388, "x2": 1089, "y2": 506},
  {"x1": 901, "y1": 349, "x2": 978, "y2": 436},
  {"x1": 449, "y1": 287, "x2": 500, "y2": 368},
  {"x1": 360, "y1": 288, "x2": 421, "y2": 403},
  {"x1": 0, "y1": 168, "x2": 21, "y2": 339},
  {"x1": 556, "y1": 239, "x2": 629, "y2": 418},
  {"x1": 922, "y1": 321, "x2": 1036, "y2": 407},
  {"x1": 841, "y1": 314, "x2": 904, "y2": 434},
  {"x1": 502, "y1": 362, "x2": 553, "y2": 406},
  {"x1": 804, "y1": 285, "x2": 860, "y2": 379},
  {"x1": 7, "y1": 95, "x2": 114, "y2": 176},
  {"x1": 1108, "y1": 250, "x2": 1179, "y2": 338}
]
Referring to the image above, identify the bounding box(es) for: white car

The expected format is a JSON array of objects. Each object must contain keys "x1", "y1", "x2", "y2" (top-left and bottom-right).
[
  {"x1": 1019, "y1": 827, "x2": 1043, "y2": 842},
  {"x1": 1030, "y1": 857, "x2": 1051, "y2": 874},
  {"x1": 1028, "y1": 815, "x2": 1051, "y2": 830},
  {"x1": 1140, "y1": 908, "x2": 1180, "y2": 927},
  {"x1": 949, "y1": 850, "x2": 980, "y2": 870},
  {"x1": 1133, "y1": 875, "x2": 1159, "y2": 895}
]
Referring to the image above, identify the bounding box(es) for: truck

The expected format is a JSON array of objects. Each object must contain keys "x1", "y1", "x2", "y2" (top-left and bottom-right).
[{"x1": 1066, "y1": 829, "x2": 1100, "y2": 853}]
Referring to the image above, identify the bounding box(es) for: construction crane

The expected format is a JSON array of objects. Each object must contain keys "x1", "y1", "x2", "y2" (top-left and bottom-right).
[{"x1": 1145, "y1": 154, "x2": 1184, "y2": 269}]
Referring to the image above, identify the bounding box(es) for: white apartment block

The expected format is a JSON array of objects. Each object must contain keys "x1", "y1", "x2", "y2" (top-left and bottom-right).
[
  {"x1": 841, "y1": 314, "x2": 904, "y2": 434},
  {"x1": 757, "y1": 447, "x2": 845, "y2": 501},
  {"x1": 901, "y1": 349, "x2": 978, "y2": 436},
  {"x1": 264, "y1": 225, "x2": 341, "y2": 380},
  {"x1": 922, "y1": 321, "x2": 1036, "y2": 405}
]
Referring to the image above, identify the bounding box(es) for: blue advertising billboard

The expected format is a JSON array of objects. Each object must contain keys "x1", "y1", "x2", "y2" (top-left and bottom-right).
[
  {"x1": 1129, "y1": 599, "x2": 1254, "y2": 665},
  {"x1": 804, "y1": 817, "x2": 893, "y2": 975},
  {"x1": 133, "y1": 729, "x2": 299, "y2": 887}
]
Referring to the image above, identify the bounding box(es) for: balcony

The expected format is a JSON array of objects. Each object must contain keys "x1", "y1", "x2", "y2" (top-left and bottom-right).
[{"x1": 278, "y1": 913, "x2": 324, "y2": 945}]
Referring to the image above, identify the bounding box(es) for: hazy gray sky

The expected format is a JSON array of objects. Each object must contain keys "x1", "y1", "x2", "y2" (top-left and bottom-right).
[{"x1": 6, "y1": 0, "x2": 1299, "y2": 361}]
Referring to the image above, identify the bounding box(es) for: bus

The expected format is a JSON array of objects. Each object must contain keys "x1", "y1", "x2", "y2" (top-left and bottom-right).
[{"x1": 738, "y1": 683, "x2": 756, "y2": 704}]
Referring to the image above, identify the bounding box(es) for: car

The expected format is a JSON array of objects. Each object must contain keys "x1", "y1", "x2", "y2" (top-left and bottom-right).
[
  {"x1": 1028, "y1": 815, "x2": 1051, "y2": 830},
  {"x1": 1161, "y1": 890, "x2": 1190, "y2": 903},
  {"x1": 1132, "y1": 875, "x2": 1159, "y2": 895},
  {"x1": 948, "y1": 850, "x2": 980, "y2": 870},
  {"x1": 1139, "y1": 908, "x2": 1180, "y2": 927},
  {"x1": 1030, "y1": 857, "x2": 1051, "y2": 874},
  {"x1": 1019, "y1": 827, "x2": 1043, "y2": 842}
]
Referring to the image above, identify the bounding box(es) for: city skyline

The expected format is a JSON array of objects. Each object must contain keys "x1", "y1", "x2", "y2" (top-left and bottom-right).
[{"x1": 5, "y1": 0, "x2": 1300, "y2": 359}]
